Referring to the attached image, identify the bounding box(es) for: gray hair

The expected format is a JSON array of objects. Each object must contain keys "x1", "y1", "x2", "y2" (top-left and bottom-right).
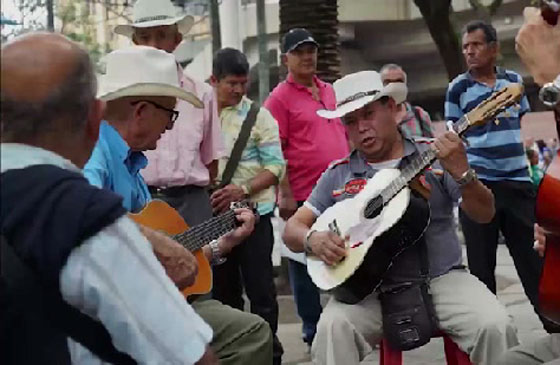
[
  {"x1": 1, "y1": 50, "x2": 97, "y2": 141},
  {"x1": 380, "y1": 63, "x2": 407, "y2": 84}
]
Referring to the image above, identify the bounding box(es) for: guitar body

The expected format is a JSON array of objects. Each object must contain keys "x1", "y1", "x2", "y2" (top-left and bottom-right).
[
  {"x1": 536, "y1": 151, "x2": 560, "y2": 324},
  {"x1": 307, "y1": 169, "x2": 430, "y2": 303},
  {"x1": 129, "y1": 200, "x2": 213, "y2": 298}
]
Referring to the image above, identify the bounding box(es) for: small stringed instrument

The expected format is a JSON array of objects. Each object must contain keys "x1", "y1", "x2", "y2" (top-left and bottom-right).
[
  {"x1": 307, "y1": 84, "x2": 524, "y2": 304},
  {"x1": 536, "y1": 0, "x2": 560, "y2": 325},
  {"x1": 130, "y1": 200, "x2": 248, "y2": 298}
]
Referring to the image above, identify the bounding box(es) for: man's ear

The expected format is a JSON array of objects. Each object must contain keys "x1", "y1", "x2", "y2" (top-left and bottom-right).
[
  {"x1": 280, "y1": 54, "x2": 288, "y2": 67},
  {"x1": 85, "y1": 99, "x2": 104, "y2": 144},
  {"x1": 174, "y1": 32, "x2": 182, "y2": 49},
  {"x1": 210, "y1": 75, "x2": 218, "y2": 87}
]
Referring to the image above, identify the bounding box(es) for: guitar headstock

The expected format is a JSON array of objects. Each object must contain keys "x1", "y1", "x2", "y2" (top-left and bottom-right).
[{"x1": 464, "y1": 83, "x2": 524, "y2": 128}]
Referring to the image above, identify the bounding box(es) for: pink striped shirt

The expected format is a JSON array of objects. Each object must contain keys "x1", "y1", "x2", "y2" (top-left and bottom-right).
[{"x1": 142, "y1": 70, "x2": 224, "y2": 187}]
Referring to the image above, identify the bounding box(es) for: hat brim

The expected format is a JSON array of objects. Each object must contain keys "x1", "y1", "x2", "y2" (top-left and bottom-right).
[
  {"x1": 98, "y1": 82, "x2": 203, "y2": 109},
  {"x1": 317, "y1": 82, "x2": 408, "y2": 119},
  {"x1": 285, "y1": 39, "x2": 319, "y2": 54},
  {"x1": 114, "y1": 14, "x2": 194, "y2": 38}
]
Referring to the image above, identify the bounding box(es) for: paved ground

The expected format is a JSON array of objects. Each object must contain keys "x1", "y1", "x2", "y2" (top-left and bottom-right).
[{"x1": 271, "y1": 216, "x2": 548, "y2": 364}]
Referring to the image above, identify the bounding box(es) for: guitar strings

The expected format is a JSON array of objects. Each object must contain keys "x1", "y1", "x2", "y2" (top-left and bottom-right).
[{"x1": 175, "y1": 210, "x2": 237, "y2": 251}]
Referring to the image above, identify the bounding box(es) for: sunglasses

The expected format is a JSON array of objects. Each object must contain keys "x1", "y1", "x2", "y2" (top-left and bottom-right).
[{"x1": 131, "y1": 100, "x2": 179, "y2": 123}]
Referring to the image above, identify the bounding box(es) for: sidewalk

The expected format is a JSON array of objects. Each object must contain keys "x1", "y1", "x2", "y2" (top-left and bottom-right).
[{"x1": 276, "y1": 244, "x2": 548, "y2": 364}]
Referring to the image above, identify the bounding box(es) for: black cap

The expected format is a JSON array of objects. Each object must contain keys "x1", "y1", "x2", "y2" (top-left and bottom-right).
[{"x1": 281, "y1": 28, "x2": 319, "y2": 54}]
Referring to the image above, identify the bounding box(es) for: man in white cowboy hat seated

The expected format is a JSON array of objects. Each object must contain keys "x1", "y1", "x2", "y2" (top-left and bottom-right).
[
  {"x1": 83, "y1": 46, "x2": 273, "y2": 364},
  {"x1": 282, "y1": 71, "x2": 518, "y2": 365},
  {"x1": 2, "y1": 33, "x2": 214, "y2": 365},
  {"x1": 115, "y1": 0, "x2": 225, "y2": 230}
]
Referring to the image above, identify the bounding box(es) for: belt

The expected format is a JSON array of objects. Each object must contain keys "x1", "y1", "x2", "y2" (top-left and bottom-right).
[{"x1": 148, "y1": 185, "x2": 202, "y2": 198}]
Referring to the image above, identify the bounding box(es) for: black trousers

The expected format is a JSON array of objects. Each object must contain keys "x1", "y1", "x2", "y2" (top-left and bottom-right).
[
  {"x1": 460, "y1": 180, "x2": 559, "y2": 332},
  {"x1": 211, "y1": 213, "x2": 283, "y2": 362}
]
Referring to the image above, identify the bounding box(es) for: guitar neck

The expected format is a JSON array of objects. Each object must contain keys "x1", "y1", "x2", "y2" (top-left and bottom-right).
[
  {"x1": 173, "y1": 210, "x2": 238, "y2": 252},
  {"x1": 380, "y1": 116, "x2": 471, "y2": 203}
]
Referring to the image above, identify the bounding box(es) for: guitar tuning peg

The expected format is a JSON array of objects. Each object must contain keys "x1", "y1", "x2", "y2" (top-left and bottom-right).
[{"x1": 494, "y1": 119, "x2": 500, "y2": 126}]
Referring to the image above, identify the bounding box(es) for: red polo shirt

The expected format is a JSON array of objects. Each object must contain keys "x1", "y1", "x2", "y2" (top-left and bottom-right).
[{"x1": 264, "y1": 74, "x2": 349, "y2": 201}]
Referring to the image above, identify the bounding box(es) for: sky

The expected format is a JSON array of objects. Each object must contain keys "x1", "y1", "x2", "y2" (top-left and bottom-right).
[{"x1": 1, "y1": 0, "x2": 47, "y2": 38}]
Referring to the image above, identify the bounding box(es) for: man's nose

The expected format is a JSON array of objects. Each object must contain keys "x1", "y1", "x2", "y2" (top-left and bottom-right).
[
  {"x1": 358, "y1": 119, "x2": 370, "y2": 132},
  {"x1": 233, "y1": 84, "x2": 244, "y2": 94}
]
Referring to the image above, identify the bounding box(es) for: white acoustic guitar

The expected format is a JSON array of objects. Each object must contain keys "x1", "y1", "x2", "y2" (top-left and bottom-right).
[{"x1": 306, "y1": 83, "x2": 524, "y2": 304}]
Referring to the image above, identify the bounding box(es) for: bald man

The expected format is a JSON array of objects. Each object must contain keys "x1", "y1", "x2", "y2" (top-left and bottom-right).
[{"x1": 1, "y1": 32, "x2": 218, "y2": 365}]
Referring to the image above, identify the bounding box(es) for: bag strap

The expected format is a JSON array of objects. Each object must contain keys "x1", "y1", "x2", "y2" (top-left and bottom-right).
[
  {"x1": 0, "y1": 236, "x2": 136, "y2": 365},
  {"x1": 412, "y1": 106, "x2": 433, "y2": 138},
  {"x1": 218, "y1": 102, "x2": 260, "y2": 188}
]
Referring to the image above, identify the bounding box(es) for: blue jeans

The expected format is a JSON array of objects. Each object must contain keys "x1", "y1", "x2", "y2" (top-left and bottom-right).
[{"x1": 288, "y1": 259, "x2": 322, "y2": 345}]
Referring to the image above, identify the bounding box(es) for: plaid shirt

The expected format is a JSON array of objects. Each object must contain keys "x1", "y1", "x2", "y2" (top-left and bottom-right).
[
  {"x1": 217, "y1": 96, "x2": 286, "y2": 215},
  {"x1": 399, "y1": 102, "x2": 433, "y2": 139}
]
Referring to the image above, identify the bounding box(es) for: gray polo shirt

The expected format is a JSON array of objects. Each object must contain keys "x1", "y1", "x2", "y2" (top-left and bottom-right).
[{"x1": 305, "y1": 138, "x2": 463, "y2": 279}]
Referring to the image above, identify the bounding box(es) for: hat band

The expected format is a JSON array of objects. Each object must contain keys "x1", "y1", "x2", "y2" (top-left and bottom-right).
[
  {"x1": 135, "y1": 15, "x2": 174, "y2": 24},
  {"x1": 337, "y1": 90, "x2": 378, "y2": 107}
]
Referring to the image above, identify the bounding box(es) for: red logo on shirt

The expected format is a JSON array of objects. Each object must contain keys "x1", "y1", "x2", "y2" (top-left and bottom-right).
[{"x1": 344, "y1": 178, "x2": 367, "y2": 195}]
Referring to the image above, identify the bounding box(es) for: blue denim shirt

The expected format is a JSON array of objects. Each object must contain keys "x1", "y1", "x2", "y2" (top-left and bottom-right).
[{"x1": 84, "y1": 121, "x2": 151, "y2": 213}]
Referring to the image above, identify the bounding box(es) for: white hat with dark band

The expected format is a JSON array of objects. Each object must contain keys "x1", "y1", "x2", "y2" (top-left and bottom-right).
[
  {"x1": 317, "y1": 71, "x2": 407, "y2": 119},
  {"x1": 114, "y1": 0, "x2": 195, "y2": 38}
]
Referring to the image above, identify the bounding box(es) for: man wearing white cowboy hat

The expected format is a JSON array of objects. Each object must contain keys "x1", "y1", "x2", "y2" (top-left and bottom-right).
[
  {"x1": 115, "y1": 0, "x2": 225, "y2": 232},
  {"x1": 283, "y1": 70, "x2": 518, "y2": 365},
  {"x1": 84, "y1": 46, "x2": 273, "y2": 365}
]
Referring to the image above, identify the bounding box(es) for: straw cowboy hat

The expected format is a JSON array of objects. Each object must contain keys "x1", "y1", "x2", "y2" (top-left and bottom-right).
[
  {"x1": 97, "y1": 46, "x2": 203, "y2": 108},
  {"x1": 317, "y1": 71, "x2": 407, "y2": 119},
  {"x1": 114, "y1": 0, "x2": 195, "y2": 38}
]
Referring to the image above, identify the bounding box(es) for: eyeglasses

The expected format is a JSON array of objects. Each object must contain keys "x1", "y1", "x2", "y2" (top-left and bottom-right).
[{"x1": 131, "y1": 100, "x2": 179, "y2": 123}]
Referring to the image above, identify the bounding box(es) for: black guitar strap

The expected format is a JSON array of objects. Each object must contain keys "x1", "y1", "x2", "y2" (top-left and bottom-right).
[{"x1": 218, "y1": 102, "x2": 260, "y2": 189}]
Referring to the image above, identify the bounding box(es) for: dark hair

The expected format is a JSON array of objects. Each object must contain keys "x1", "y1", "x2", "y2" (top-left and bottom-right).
[
  {"x1": 463, "y1": 20, "x2": 498, "y2": 43},
  {"x1": 526, "y1": 149, "x2": 537, "y2": 159},
  {"x1": 1, "y1": 50, "x2": 96, "y2": 141},
  {"x1": 212, "y1": 48, "x2": 249, "y2": 80}
]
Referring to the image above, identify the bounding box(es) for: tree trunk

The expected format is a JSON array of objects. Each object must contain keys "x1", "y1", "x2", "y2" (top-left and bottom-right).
[
  {"x1": 414, "y1": 0, "x2": 466, "y2": 81},
  {"x1": 279, "y1": 0, "x2": 340, "y2": 83},
  {"x1": 209, "y1": 0, "x2": 221, "y2": 55}
]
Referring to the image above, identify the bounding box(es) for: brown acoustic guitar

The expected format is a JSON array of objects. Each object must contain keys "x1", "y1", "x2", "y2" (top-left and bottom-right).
[
  {"x1": 129, "y1": 200, "x2": 248, "y2": 298},
  {"x1": 535, "y1": 0, "x2": 560, "y2": 325}
]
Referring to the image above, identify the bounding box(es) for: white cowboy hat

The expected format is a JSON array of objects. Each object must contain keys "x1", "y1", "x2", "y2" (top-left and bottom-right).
[
  {"x1": 114, "y1": 0, "x2": 194, "y2": 38},
  {"x1": 98, "y1": 46, "x2": 203, "y2": 108},
  {"x1": 317, "y1": 71, "x2": 407, "y2": 119}
]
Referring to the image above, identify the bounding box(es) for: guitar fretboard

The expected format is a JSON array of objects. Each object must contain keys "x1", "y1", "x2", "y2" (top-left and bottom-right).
[
  {"x1": 173, "y1": 210, "x2": 238, "y2": 252},
  {"x1": 365, "y1": 116, "x2": 470, "y2": 216}
]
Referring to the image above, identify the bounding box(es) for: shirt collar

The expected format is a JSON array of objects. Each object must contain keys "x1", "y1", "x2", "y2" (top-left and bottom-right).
[
  {"x1": 465, "y1": 66, "x2": 506, "y2": 82},
  {"x1": 286, "y1": 73, "x2": 325, "y2": 91},
  {"x1": 348, "y1": 136, "x2": 418, "y2": 175},
  {"x1": 100, "y1": 121, "x2": 148, "y2": 173},
  {"x1": 0, "y1": 143, "x2": 81, "y2": 174},
  {"x1": 222, "y1": 95, "x2": 251, "y2": 115}
]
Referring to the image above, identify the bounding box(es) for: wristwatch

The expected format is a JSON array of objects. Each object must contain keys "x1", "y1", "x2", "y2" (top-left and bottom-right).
[
  {"x1": 539, "y1": 74, "x2": 560, "y2": 108},
  {"x1": 209, "y1": 239, "x2": 226, "y2": 266},
  {"x1": 240, "y1": 184, "x2": 251, "y2": 198},
  {"x1": 455, "y1": 168, "x2": 478, "y2": 187},
  {"x1": 304, "y1": 229, "x2": 317, "y2": 255}
]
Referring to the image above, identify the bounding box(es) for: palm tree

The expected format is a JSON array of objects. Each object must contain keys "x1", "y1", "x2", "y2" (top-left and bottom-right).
[{"x1": 279, "y1": 0, "x2": 340, "y2": 83}]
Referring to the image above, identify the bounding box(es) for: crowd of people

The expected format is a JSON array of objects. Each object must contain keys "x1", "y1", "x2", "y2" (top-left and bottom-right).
[{"x1": 1, "y1": 0, "x2": 559, "y2": 364}]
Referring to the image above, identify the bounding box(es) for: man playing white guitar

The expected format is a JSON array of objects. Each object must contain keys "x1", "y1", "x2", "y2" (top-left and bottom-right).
[{"x1": 283, "y1": 70, "x2": 518, "y2": 365}]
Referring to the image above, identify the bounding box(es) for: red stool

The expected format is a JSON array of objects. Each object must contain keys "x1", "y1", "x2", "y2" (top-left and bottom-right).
[{"x1": 379, "y1": 332, "x2": 471, "y2": 365}]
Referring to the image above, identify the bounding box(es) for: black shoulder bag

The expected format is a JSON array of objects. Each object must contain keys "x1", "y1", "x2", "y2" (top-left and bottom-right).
[{"x1": 378, "y1": 232, "x2": 439, "y2": 351}]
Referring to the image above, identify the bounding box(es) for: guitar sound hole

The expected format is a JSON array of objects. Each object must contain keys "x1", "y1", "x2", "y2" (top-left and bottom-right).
[{"x1": 364, "y1": 196, "x2": 383, "y2": 219}]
